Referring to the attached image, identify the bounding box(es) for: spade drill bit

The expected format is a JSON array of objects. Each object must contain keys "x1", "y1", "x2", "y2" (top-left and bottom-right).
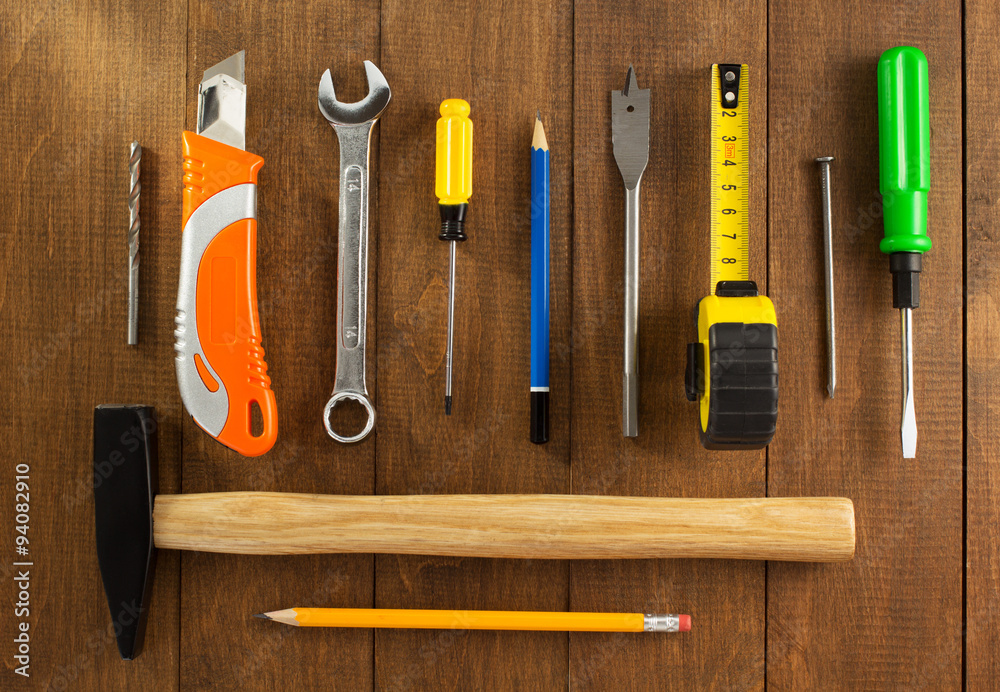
[
  {"x1": 877, "y1": 47, "x2": 931, "y2": 459},
  {"x1": 127, "y1": 141, "x2": 141, "y2": 345},
  {"x1": 611, "y1": 66, "x2": 650, "y2": 438}
]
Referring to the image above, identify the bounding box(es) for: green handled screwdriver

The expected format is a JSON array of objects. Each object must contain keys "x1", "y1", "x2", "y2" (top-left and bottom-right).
[{"x1": 877, "y1": 46, "x2": 931, "y2": 459}]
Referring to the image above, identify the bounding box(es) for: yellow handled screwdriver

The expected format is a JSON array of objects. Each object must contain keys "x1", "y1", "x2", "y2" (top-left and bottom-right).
[{"x1": 435, "y1": 99, "x2": 473, "y2": 415}]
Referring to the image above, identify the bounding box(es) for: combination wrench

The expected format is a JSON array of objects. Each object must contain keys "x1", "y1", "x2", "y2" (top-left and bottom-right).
[{"x1": 318, "y1": 61, "x2": 391, "y2": 443}]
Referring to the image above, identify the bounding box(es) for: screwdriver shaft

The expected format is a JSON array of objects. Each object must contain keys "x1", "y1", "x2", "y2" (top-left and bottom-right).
[
  {"x1": 444, "y1": 240, "x2": 457, "y2": 415},
  {"x1": 901, "y1": 307, "x2": 917, "y2": 458}
]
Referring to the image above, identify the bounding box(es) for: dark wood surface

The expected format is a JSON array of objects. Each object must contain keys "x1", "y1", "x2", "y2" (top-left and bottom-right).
[
  {"x1": 766, "y1": 2, "x2": 965, "y2": 689},
  {"x1": 0, "y1": 0, "x2": 990, "y2": 689},
  {"x1": 966, "y1": 0, "x2": 1000, "y2": 688}
]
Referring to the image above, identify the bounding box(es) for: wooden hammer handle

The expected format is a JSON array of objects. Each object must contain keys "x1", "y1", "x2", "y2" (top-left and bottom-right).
[{"x1": 153, "y1": 493, "x2": 855, "y2": 562}]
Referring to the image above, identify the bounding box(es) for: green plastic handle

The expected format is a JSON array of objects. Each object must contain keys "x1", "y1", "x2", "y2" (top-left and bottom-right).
[{"x1": 877, "y1": 46, "x2": 932, "y2": 255}]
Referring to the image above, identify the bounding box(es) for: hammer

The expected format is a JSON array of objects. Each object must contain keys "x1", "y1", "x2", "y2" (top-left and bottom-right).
[{"x1": 94, "y1": 406, "x2": 855, "y2": 660}]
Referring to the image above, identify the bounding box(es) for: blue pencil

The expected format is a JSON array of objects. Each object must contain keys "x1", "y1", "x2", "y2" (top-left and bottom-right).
[{"x1": 530, "y1": 112, "x2": 550, "y2": 444}]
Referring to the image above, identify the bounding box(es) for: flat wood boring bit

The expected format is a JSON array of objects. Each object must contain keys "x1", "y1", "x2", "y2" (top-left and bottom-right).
[{"x1": 611, "y1": 66, "x2": 650, "y2": 438}]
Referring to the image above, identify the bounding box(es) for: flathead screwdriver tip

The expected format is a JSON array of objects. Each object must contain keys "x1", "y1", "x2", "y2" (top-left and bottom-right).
[
  {"x1": 445, "y1": 396, "x2": 452, "y2": 416},
  {"x1": 902, "y1": 405, "x2": 917, "y2": 459}
]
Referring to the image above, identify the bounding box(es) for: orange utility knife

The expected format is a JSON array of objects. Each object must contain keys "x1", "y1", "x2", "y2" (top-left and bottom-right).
[{"x1": 175, "y1": 51, "x2": 277, "y2": 456}]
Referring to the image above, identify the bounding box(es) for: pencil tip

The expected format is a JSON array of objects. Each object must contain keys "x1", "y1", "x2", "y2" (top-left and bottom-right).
[
  {"x1": 532, "y1": 115, "x2": 549, "y2": 151},
  {"x1": 253, "y1": 613, "x2": 271, "y2": 620},
  {"x1": 536, "y1": 109, "x2": 541, "y2": 121}
]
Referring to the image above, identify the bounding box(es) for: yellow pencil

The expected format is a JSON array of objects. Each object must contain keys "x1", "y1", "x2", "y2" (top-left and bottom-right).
[{"x1": 255, "y1": 608, "x2": 691, "y2": 633}]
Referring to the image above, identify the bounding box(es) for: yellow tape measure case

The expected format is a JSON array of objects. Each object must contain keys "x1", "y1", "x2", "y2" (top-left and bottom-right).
[{"x1": 685, "y1": 281, "x2": 777, "y2": 449}]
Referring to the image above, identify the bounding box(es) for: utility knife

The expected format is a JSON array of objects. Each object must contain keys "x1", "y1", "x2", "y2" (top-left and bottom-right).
[{"x1": 175, "y1": 51, "x2": 277, "y2": 456}]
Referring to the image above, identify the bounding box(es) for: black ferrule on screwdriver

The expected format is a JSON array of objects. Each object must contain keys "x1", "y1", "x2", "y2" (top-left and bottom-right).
[
  {"x1": 439, "y1": 203, "x2": 468, "y2": 242},
  {"x1": 889, "y1": 252, "x2": 921, "y2": 309}
]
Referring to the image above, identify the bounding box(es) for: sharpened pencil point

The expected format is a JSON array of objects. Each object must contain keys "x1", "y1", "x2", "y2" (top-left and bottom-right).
[
  {"x1": 536, "y1": 109, "x2": 540, "y2": 121},
  {"x1": 532, "y1": 116, "x2": 549, "y2": 152},
  {"x1": 254, "y1": 613, "x2": 271, "y2": 620}
]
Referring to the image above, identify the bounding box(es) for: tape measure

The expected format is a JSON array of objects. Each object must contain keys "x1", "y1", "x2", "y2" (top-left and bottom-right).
[{"x1": 684, "y1": 64, "x2": 778, "y2": 450}]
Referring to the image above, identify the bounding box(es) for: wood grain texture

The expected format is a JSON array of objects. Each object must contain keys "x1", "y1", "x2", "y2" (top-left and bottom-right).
[
  {"x1": 966, "y1": 0, "x2": 1000, "y2": 685},
  {"x1": 0, "y1": 0, "x2": 983, "y2": 689},
  {"x1": 0, "y1": 0, "x2": 185, "y2": 689},
  {"x1": 153, "y1": 493, "x2": 855, "y2": 560},
  {"x1": 571, "y1": 0, "x2": 769, "y2": 689},
  {"x1": 766, "y1": 1, "x2": 964, "y2": 688},
  {"x1": 178, "y1": 2, "x2": 380, "y2": 689},
  {"x1": 374, "y1": 0, "x2": 574, "y2": 688}
]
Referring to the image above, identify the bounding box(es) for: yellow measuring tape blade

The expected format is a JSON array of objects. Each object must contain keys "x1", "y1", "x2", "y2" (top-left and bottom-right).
[{"x1": 709, "y1": 64, "x2": 750, "y2": 291}]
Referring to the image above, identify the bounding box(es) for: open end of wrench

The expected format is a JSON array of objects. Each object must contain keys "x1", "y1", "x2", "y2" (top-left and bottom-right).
[
  {"x1": 324, "y1": 392, "x2": 376, "y2": 444},
  {"x1": 318, "y1": 61, "x2": 391, "y2": 125}
]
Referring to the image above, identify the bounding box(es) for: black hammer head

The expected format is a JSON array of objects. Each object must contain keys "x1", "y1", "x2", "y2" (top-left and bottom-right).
[{"x1": 93, "y1": 405, "x2": 158, "y2": 660}]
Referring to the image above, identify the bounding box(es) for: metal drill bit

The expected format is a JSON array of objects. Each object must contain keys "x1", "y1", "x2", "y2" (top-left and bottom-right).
[
  {"x1": 445, "y1": 240, "x2": 457, "y2": 415},
  {"x1": 611, "y1": 65, "x2": 650, "y2": 438},
  {"x1": 816, "y1": 156, "x2": 835, "y2": 397},
  {"x1": 901, "y1": 307, "x2": 917, "y2": 458},
  {"x1": 127, "y1": 141, "x2": 141, "y2": 345}
]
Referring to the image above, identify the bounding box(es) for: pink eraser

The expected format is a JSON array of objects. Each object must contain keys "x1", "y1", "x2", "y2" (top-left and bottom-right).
[{"x1": 679, "y1": 614, "x2": 692, "y2": 632}]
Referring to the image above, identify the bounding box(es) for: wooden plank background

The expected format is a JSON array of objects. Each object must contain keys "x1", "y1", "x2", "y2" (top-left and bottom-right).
[{"x1": 0, "y1": 0, "x2": 990, "y2": 689}]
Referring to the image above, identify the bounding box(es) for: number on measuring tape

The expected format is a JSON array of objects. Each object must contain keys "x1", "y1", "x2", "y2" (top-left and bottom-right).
[{"x1": 709, "y1": 64, "x2": 750, "y2": 291}]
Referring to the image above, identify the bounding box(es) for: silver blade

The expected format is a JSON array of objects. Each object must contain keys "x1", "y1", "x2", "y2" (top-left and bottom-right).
[
  {"x1": 203, "y1": 50, "x2": 244, "y2": 83},
  {"x1": 611, "y1": 65, "x2": 650, "y2": 190},
  {"x1": 901, "y1": 308, "x2": 917, "y2": 458},
  {"x1": 197, "y1": 51, "x2": 247, "y2": 150}
]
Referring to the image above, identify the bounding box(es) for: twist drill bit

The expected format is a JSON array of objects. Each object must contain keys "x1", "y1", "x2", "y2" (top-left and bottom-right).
[{"x1": 127, "y1": 141, "x2": 141, "y2": 346}]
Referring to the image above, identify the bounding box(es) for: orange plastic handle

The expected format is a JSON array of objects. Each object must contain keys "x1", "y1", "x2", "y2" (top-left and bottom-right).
[{"x1": 181, "y1": 131, "x2": 277, "y2": 456}]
